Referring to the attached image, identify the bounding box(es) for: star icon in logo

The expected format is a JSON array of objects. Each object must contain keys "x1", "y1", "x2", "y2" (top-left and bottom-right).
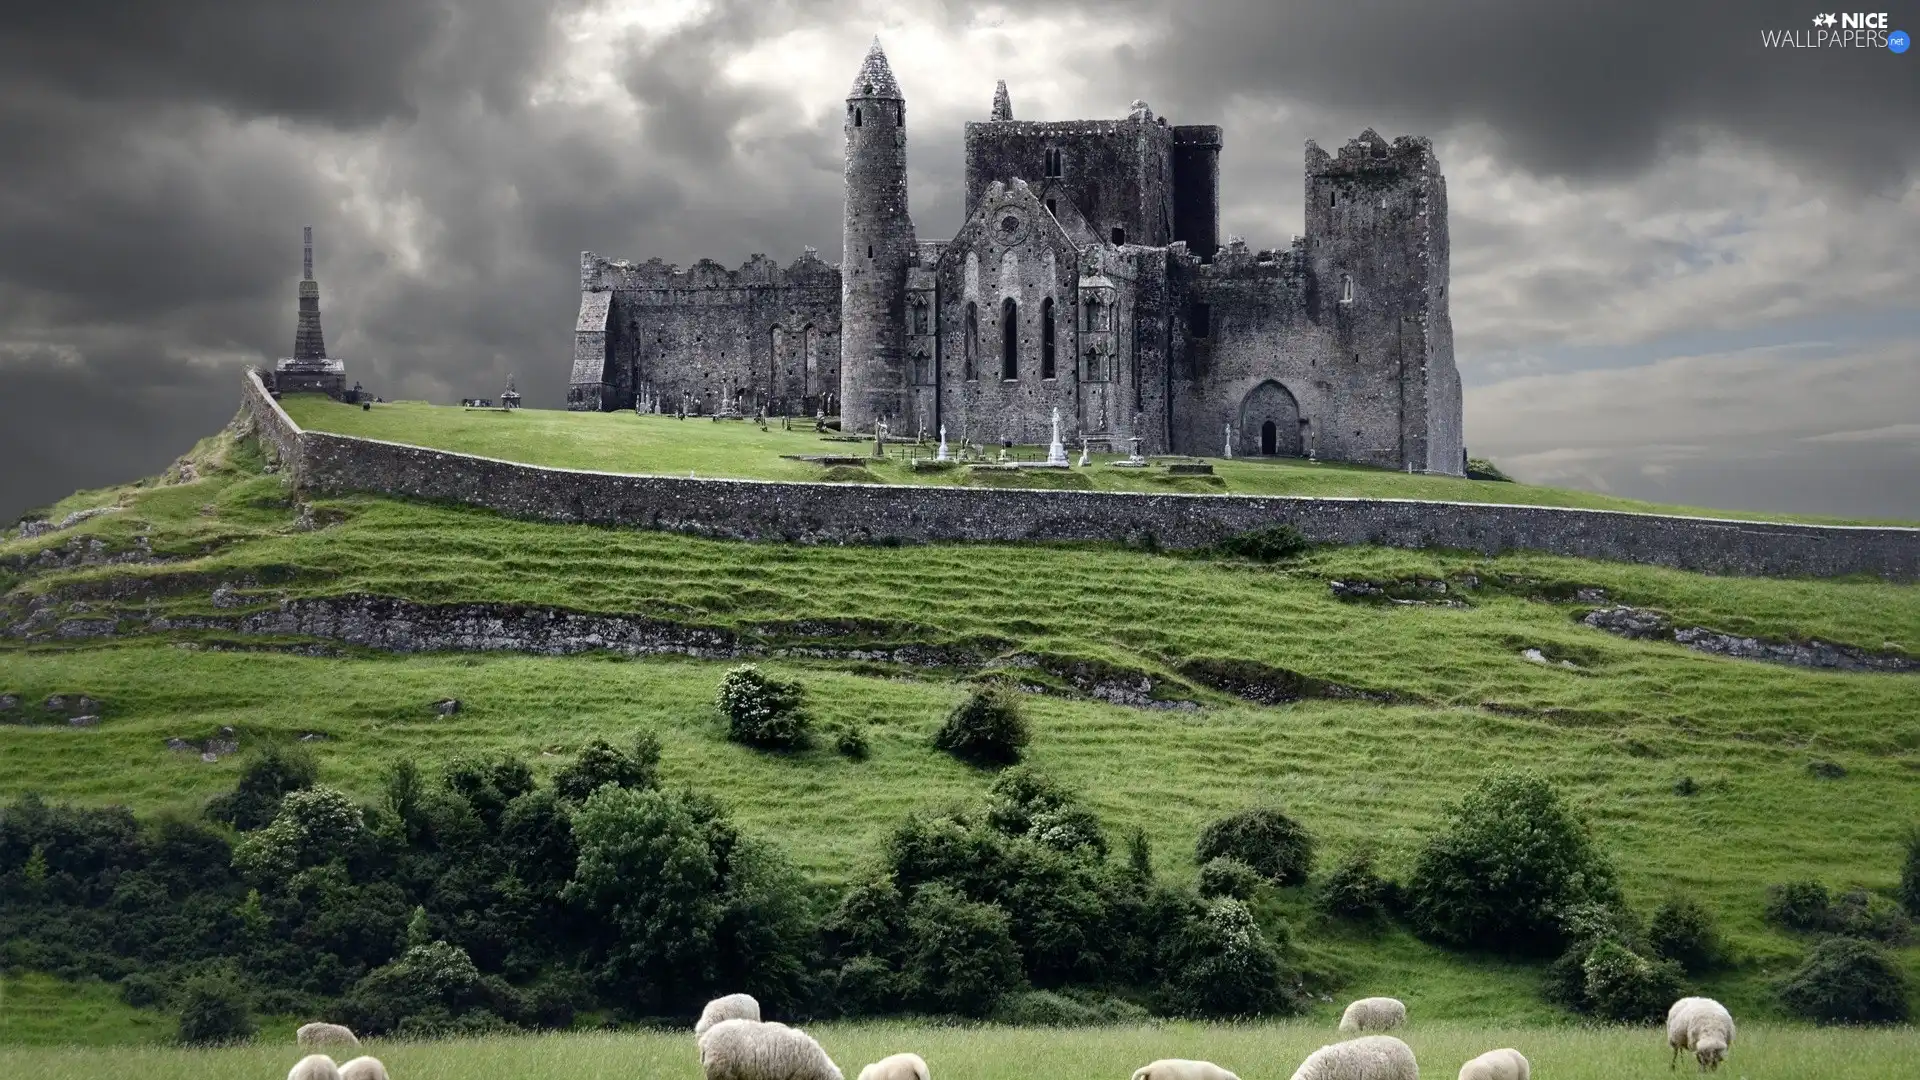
[{"x1": 1812, "y1": 12, "x2": 1838, "y2": 26}]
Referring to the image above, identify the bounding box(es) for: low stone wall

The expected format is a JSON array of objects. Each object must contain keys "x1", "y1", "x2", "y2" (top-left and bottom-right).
[
  {"x1": 242, "y1": 367, "x2": 303, "y2": 471},
  {"x1": 242, "y1": 371, "x2": 1920, "y2": 581}
]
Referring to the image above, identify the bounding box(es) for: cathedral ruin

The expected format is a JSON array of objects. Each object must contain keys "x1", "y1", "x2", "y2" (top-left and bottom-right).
[{"x1": 569, "y1": 38, "x2": 1463, "y2": 473}]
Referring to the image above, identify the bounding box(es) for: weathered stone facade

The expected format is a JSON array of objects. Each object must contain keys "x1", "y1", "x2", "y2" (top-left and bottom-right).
[
  {"x1": 243, "y1": 370, "x2": 1920, "y2": 581},
  {"x1": 570, "y1": 40, "x2": 1465, "y2": 473}
]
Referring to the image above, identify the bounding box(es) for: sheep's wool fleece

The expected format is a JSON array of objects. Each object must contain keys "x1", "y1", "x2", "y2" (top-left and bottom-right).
[
  {"x1": 340, "y1": 1056, "x2": 390, "y2": 1080},
  {"x1": 288, "y1": 1054, "x2": 342, "y2": 1080},
  {"x1": 1132, "y1": 1059, "x2": 1240, "y2": 1080},
  {"x1": 1338, "y1": 997, "x2": 1407, "y2": 1032},
  {"x1": 1289, "y1": 1035, "x2": 1418, "y2": 1080},
  {"x1": 1668, "y1": 998, "x2": 1735, "y2": 1052},
  {"x1": 297, "y1": 1023, "x2": 361, "y2": 1049},
  {"x1": 697, "y1": 994, "x2": 764, "y2": 1039},
  {"x1": 1457, "y1": 1048, "x2": 1527, "y2": 1080},
  {"x1": 701, "y1": 1019, "x2": 845, "y2": 1080},
  {"x1": 858, "y1": 1052, "x2": 930, "y2": 1080}
]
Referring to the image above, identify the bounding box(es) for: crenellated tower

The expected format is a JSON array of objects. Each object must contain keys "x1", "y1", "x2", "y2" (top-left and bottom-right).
[{"x1": 839, "y1": 37, "x2": 917, "y2": 433}]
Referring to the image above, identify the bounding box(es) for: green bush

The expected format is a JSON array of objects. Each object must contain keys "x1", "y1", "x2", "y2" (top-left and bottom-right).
[
  {"x1": 552, "y1": 734, "x2": 660, "y2": 802},
  {"x1": 1832, "y1": 888, "x2": 1912, "y2": 944},
  {"x1": 175, "y1": 968, "x2": 256, "y2": 1045},
  {"x1": 1777, "y1": 936, "x2": 1911, "y2": 1024},
  {"x1": 1194, "y1": 807, "x2": 1315, "y2": 887},
  {"x1": 1316, "y1": 848, "x2": 1390, "y2": 921},
  {"x1": 1647, "y1": 893, "x2": 1722, "y2": 973},
  {"x1": 1766, "y1": 880, "x2": 1833, "y2": 931},
  {"x1": 1465, "y1": 458, "x2": 1514, "y2": 482},
  {"x1": 119, "y1": 971, "x2": 168, "y2": 1009},
  {"x1": 932, "y1": 686, "x2": 1030, "y2": 767},
  {"x1": 1578, "y1": 938, "x2": 1685, "y2": 1024},
  {"x1": 991, "y1": 988, "x2": 1150, "y2": 1026},
  {"x1": 903, "y1": 883, "x2": 1026, "y2": 1016},
  {"x1": 1159, "y1": 898, "x2": 1299, "y2": 1019},
  {"x1": 1198, "y1": 857, "x2": 1264, "y2": 900},
  {"x1": 1902, "y1": 825, "x2": 1920, "y2": 918},
  {"x1": 230, "y1": 785, "x2": 367, "y2": 884},
  {"x1": 1405, "y1": 772, "x2": 1620, "y2": 954},
  {"x1": 205, "y1": 743, "x2": 318, "y2": 831},
  {"x1": 1212, "y1": 525, "x2": 1311, "y2": 562},
  {"x1": 716, "y1": 666, "x2": 811, "y2": 750},
  {"x1": 338, "y1": 940, "x2": 495, "y2": 1036},
  {"x1": 830, "y1": 722, "x2": 870, "y2": 761}
]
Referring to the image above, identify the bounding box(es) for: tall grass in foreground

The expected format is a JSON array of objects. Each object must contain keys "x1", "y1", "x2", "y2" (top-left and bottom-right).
[{"x1": 6, "y1": 1022, "x2": 1920, "y2": 1080}]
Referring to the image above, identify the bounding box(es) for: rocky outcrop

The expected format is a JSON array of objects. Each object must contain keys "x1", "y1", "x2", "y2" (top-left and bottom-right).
[{"x1": 1582, "y1": 606, "x2": 1914, "y2": 673}]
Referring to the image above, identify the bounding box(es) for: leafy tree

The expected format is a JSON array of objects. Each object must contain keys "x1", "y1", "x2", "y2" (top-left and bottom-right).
[
  {"x1": 175, "y1": 967, "x2": 255, "y2": 1045},
  {"x1": 205, "y1": 744, "x2": 318, "y2": 831},
  {"x1": 1404, "y1": 772, "x2": 1620, "y2": 954},
  {"x1": 1195, "y1": 807, "x2": 1315, "y2": 887},
  {"x1": 1198, "y1": 857, "x2": 1264, "y2": 900},
  {"x1": 932, "y1": 686, "x2": 1030, "y2": 766},
  {"x1": 338, "y1": 940, "x2": 496, "y2": 1036},
  {"x1": 553, "y1": 737, "x2": 659, "y2": 803},
  {"x1": 1159, "y1": 898, "x2": 1298, "y2": 1019},
  {"x1": 230, "y1": 786, "x2": 366, "y2": 885},
  {"x1": 717, "y1": 666, "x2": 812, "y2": 750},
  {"x1": 1647, "y1": 893, "x2": 1722, "y2": 973},
  {"x1": 903, "y1": 883, "x2": 1026, "y2": 1016},
  {"x1": 1777, "y1": 936, "x2": 1911, "y2": 1024},
  {"x1": 1316, "y1": 848, "x2": 1390, "y2": 921}
]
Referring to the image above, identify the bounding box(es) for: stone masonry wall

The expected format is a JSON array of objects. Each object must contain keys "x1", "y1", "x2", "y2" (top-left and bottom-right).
[{"x1": 242, "y1": 371, "x2": 1920, "y2": 581}]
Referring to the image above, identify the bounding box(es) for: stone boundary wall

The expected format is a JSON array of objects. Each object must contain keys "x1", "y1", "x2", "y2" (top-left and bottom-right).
[
  {"x1": 242, "y1": 368, "x2": 302, "y2": 471},
  {"x1": 241, "y1": 371, "x2": 1920, "y2": 581}
]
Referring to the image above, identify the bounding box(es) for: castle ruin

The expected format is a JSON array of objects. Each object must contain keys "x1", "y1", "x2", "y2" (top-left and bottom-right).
[{"x1": 569, "y1": 39, "x2": 1463, "y2": 473}]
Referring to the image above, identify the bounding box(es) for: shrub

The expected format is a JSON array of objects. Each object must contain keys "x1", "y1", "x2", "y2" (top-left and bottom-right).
[
  {"x1": 1159, "y1": 898, "x2": 1299, "y2": 1019},
  {"x1": 1465, "y1": 458, "x2": 1514, "y2": 482},
  {"x1": 1212, "y1": 525, "x2": 1311, "y2": 562},
  {"x1": 205, "y1": 743, "x2": 318, "y2": 831},
  {"x1": 1777, "y1": 936, "x2": 1911, "y2": 1024},
  {"x1": 1198, "y1": 857, "x2": 1264, "y2": 900},
  {"x1": 1766, "y1": 880, "x2": 1833, "y2": 932},
  {"x1": 1194, "y1": 807, "x2": 1314, "y2": 887},
  {"x1": 831, "y1": 722, "x2": 870, "y2": 761},
  {"x1": 1902, "y1": 825, "x2": 1920, "y2": 918},
  {"x1": 1832, "y1": 888, "x2": 1912, "y2": 944},
  {"x1": 717, "y1": 665, "x2": 811, "y2": 750},
  {"x1": 1579, "y1": 938, "x2": 1685, "y2": 1024},
  {"x1": 175, "y1": 968, "x2": 256, "y2": 1045},
  {"x1": 1317, "y1": 848, "x2": 1390, "y2": 921},
  {"x1": 932, "y1": 686, "x2": 1030, "y2": 767},
  {"x1": 1126, "y1": 827, "x2": 1154, "y2": 882},
  {"x1": 338, "y1": 940, "x2": 492, "y2": 1036},
  {"x1": 119, "y1": 971, "x2": 168, "y2": 1009},
  {"x1": 553, "y1": 735, "x2": 660, "y2": 802},
  {"x1": 991, "y1": 988, "x2": 1149, "y2": 1026},
  {"x1": 230, "y1": 785, "x2": 366, "y2": 884},
  {"x1": 903, "y1": 884, "x2": 1026, "y2": 1016},
  {"x1": 1647, "y1": 893, "x2": 1722, "y2": 973},
  {"x1": 1404, "y1": 772, "x2": 1620, "y2": 955}
]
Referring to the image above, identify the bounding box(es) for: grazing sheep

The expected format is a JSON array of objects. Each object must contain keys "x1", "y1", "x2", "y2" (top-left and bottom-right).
[
  {"x1": 1668, "y1": 997, "x2": 1735, "y2": 1072},
  {"x1": 1458, "y1": 1048, "x2": 1528, "y2": 1080},
  {"x1": 859, "y1": 1052, "x2": 931, "y2": 1080},
  {"x1": 700, "y1": 1018, "x2": 844, "y2": 1080},
  {"x1": 1338, "y1": 997, "x2": 1408, "y2": 1033},
  {"x1": 697, "y1": 993, "x2": 764, "y2": 1040},
  {"x1": 1288, "y1": 1035, "x2": 1418, "y2": 1080},
  {"x1": 1132, "y1": 1060, "x2": 1239, "y2": 1080},
  {"x1": 297, "y1": 1023, "x2": 361, "y2": 1051},
  {"x1": 289, "y1": 1055, "x2": 342, "y2": 1080},
  {"x1": 340, "y1": 1057, "x2": 390, "y2": 1080}
]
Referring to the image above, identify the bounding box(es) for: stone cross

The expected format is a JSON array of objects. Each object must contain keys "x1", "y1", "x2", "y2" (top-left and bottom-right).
[
  {"x1": 936, "y1": 424, "x2": 950, "y2": 461},
  {"x1": 1047, "y1": 406, "x2": 1068, "y2": 465},
  {"x1": 1224, "y1": 424, "x2": 1234, "y2": 459}
]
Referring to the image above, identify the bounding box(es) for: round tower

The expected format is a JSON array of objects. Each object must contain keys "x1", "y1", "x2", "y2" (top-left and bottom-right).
[{"x1": 840, "y1": 36, "x2": 916, "y2": 433}]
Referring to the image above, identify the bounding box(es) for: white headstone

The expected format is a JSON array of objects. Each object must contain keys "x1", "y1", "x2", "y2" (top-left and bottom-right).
[
  {"x1": 1224, "y1": 424, "x2": 1234, "y2": 459},
  {"x1": 1078, "y1": 436, "x2": 1090, "y2": 467},
  {"x1": 936, "y1": 424, "x2": 950, "y2": 461},
  {"x1": 1128, "y1": 435, "x2": 1145, "y2": 464},
  {"x1": 1047, "y1": 407, "x2": 1068, "y2": 465}
]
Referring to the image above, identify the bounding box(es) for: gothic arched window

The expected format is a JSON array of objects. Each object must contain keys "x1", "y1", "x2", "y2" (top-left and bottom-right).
[
  {"x1": 1040, "y1": 297, "x2": 1055, "y2": 379},
  {"x1": 964, "y1": 302, "x2": 979, "y2": 381},
  {"x1": 1001, "y1": 297, "x2": 1019, "y2": 380}
]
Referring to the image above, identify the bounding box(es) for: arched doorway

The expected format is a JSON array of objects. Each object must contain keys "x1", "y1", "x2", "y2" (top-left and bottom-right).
[{"x1": 1240, "y1": 381, "x2": 1303, "y2": 457}]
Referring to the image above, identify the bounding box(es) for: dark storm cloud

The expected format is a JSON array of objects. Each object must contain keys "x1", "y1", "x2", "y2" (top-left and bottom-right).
[{"x1": 1074, "y1": 0, "x2": 1920, "y2": 187}]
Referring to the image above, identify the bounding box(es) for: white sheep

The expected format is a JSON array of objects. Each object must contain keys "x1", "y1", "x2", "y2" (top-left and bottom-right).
[
  {"x1": 289, "y1": 1055, "x2": 342, "y2": 1080},
  {"x1": 1132, "y1": 1060, "x2": 1239, "y2": 1080},
  {"x1": 1338, "y1": 996, "x2": 1407, "y2": 1033},
  {"x1": 1457, "y1": 1048, "x2": 1527, "y2": 1080},
  {"x1": 859, "y1": 1052, "x2": 930, "y2": 1080},
  {"x1": 341, "y1": 1057, "x2": 390, "y2": 1080},
  {"x1": 1667, "y1": 996, "x2": 1735, "y2": 1072},
  {"x1": 297, "y1": 1022, "x2": 361, "y2": 1051},
  {"x1": 1288, "y1": 1035, "x2": 1418, "y2": 1080},
  {"x1": 700, "y1": 1018, "x2": 844, "y2": 1080},
  {"x1": 696, "y1": 993, "x2": 764, "y2": 1040}
]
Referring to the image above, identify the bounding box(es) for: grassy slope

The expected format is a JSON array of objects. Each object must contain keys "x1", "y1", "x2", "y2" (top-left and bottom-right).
[
  {"x1": 279, "y1": 395, "x2": 1919, "y2": 526},
  {"x1": 5, "y1": 1022, "x2": 1919, "y2": 1080},
  {"x1": 2, "y1": 419, "x2": 1918, "y2": 1035}
]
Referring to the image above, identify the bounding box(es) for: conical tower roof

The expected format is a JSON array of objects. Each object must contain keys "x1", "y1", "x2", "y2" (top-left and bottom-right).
[{"x1": 848, "y1": 36, "x2": 902, "y2": 99}]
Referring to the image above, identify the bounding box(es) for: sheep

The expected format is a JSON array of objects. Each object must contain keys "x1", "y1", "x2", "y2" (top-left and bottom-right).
[
  {"x1": 700, "y1": 1018, "x2": 844, "y2": 1080},
  {"x1": 859, "y1": 1052, "x2": 930, "y2": 1080},
  {"x1": 1288, "y1": 1035, "x2": 1418, "y2": 1080},
  {"x1": 1457, "y1": 1048, "x2": 1528, "y2": 1080},
  {"x1": 1338, "y1": 997, "x2": 1408, "y2": 1033},
  {"x1": 696, "y1": 993, "x2": 764, "y2": 1040},
  {"x1": 297, "y1": 1023, "x2": 361, "y2": 1051},
  {"x1": 289, "y1": 1055, "x2": 342, "y2": 1080},
  {"x1": 1667, "y1": 996, "x2": 1735, "y2": 1072},
  {"x1": 340, "y1": 1057, "x2": 390, "y2": 1080},
  {"x1": 1132, "y1": 1060, "x2": 1239, "y2": 1080}
]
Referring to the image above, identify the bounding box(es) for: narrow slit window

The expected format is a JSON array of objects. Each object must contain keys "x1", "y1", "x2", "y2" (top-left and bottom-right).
[
  {"x1": 1110, "y1": 226, "x2": 1125, "y2": 245},
  {"x1": 964, "y1": 302, "x2": 978, "y2": 381},
  {"x1": 1190, "y1": 300, "x2": 1210, "y2": 339},
  {"x1": 1340, "y1": 275, "x2": 1354, "y2": 303},
  {"x1": 854, "y1": 108, "x2": 862, "y2": 127},
  {"x1": 1001, "y1": 297, "x2": 1019, "y2": 380},
  {"x1": 1041, "y1": 297, "x2": 1055, "y2": 379}
]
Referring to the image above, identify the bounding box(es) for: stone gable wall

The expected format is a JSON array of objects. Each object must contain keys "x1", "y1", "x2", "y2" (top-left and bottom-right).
[{"x1": 242, "y1": 371, "x2": 1920, "y2": 581}]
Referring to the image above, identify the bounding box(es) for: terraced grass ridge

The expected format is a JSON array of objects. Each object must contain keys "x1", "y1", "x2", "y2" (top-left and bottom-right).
[{"x1": 1, "y1": 413, "x2": 1917, "y2": 1052}]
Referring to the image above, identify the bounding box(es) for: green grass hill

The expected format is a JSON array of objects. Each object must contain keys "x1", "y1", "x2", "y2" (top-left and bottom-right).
[{"x1": 2, "y1": 408, "x2": 1917, "y2": 1049}]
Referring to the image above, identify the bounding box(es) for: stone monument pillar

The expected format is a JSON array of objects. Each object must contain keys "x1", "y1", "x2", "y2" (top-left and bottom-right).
[{"x1": 1047, "y1": 407, "x2": 1068, "y2": 465}]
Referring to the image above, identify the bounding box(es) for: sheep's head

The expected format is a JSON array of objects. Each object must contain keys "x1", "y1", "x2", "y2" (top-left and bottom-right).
[{"x1": 1694, "y1": 1038, "x2": 1727, "y2": 1072}]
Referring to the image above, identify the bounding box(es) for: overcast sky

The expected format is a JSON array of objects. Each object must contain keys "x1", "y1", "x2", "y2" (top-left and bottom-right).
[{"x1": 2, "y1": 0, "x2": 1915, "y2": 522}]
